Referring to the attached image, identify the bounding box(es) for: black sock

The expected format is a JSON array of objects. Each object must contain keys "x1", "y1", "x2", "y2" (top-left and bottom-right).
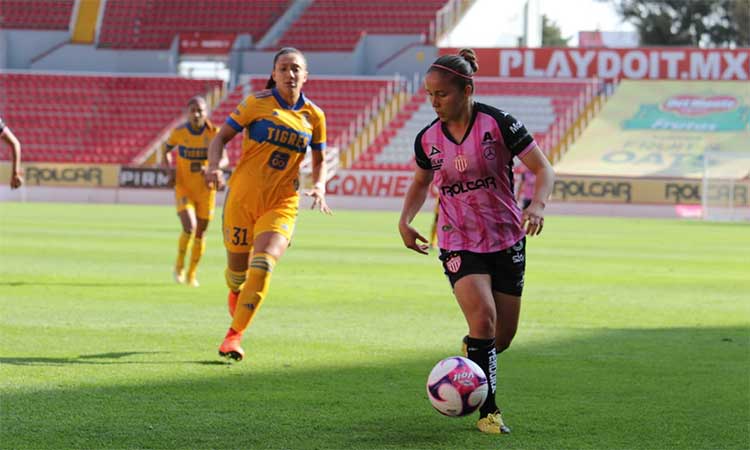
[{"x1": 465, "y1": 335, "x2": 498, "y2": 417}]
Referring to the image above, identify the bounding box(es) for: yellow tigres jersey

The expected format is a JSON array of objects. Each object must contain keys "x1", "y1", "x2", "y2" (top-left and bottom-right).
[
  {"x1": 226, "y1": 88, "x2": 326, "y2": 199},
  {"x1": 166, "y1": 121, "x2": 220, "y2": 193}
]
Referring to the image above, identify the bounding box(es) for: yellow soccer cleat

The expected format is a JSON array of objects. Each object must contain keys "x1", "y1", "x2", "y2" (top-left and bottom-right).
[
  {"x1": 218, "y1": 332, "x2": 244, "y2": 362},
  {"x1": 476, "y1": 411, "x2": 511, "y2": 434},
  {"x1": 173, "y1": 268, "x2": 186, "y2": 284}
]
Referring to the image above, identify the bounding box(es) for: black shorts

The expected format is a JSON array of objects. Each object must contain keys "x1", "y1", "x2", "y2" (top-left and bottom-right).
[{"x1": 439, "y1": 237, "x2": 526, "y2": 297}]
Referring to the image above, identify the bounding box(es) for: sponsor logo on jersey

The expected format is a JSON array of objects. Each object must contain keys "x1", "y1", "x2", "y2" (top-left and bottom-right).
[
  {"x1": 440, "y1": 176, "x2": 497, "y2": 197},
  {"x1": 178, "y1": 146, "x2": 208, "y2": 160},
  {"x1": 429, "y1": 146, "x2": 442, "y2": 156},
  {"x1": 510, "y1": 121, "x2": 524, "y2": 134},
  {"x1": 454, "y1": 154, "x2": 468, "y2": 172},
  {"x1": 268, "y1": 150, "x2": 290, "y2": 170},
  {"x1": 483, "y1": 146, "x2": 496, "y2": 160},
  {"x1": 445, "y1": 254, "x2": 462, "y2": 273}
]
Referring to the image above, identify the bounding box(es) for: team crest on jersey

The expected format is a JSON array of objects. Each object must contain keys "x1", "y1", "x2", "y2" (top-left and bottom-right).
[
  {"x1": 454, "y1": 154, "x2": 468, "y2": 172},
  {"x1": 445, "y1": 254, "x2": 462, "y2": 273}
]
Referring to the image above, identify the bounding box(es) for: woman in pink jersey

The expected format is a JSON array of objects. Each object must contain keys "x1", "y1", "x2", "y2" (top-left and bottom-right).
[{"x1": 398, "y1": 49, "x2": 554, "y2": 435}]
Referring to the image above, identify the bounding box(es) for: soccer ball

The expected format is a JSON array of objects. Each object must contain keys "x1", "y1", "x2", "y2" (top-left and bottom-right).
[{"x1": 426, "y1": 356, "x2": 488, "y2": 417}]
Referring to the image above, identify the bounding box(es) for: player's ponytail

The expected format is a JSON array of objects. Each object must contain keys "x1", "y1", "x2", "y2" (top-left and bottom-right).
[
  {"x1": 428, "y1": 48, "x2": 478, "y2": 93},
  {"x1": 266, "y1": 47, "x2": 306, "y2": 90}
]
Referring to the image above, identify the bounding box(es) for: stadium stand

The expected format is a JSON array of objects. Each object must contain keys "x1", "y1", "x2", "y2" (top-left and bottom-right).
[
  {"x1": 353, "y1": 78, "x2": 599, "y2": 170},
  {"x1": 0, "y1": 0, "x2": 75, "y2": 30},
  {"x1": 209, "y1": 76, "x2": 395, "y2": 164},
  {"x1": 0, "y1": 73, "x2": 222, "y2": 163},
  {"x1": 98, "y1": 0, "x2": 290, "y2": 49},
  {"x1": 275, "y1": 0, "x2": 450, "y2": 51}
]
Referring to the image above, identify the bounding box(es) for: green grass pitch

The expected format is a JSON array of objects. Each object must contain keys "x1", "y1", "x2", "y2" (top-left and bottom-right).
[{"x1": 1, "y1": 202, "x2": 748, "y2": 449}]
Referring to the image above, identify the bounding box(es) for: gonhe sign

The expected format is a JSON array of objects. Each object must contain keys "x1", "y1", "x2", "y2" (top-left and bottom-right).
[{"x1": 0, "y1": 163, "x2": 120, "y2": 187}]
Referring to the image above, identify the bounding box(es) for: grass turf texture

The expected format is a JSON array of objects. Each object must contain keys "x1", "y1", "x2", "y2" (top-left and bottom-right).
[{"x1": 1, "y1": 202, "x2": 748, "y2": 450}]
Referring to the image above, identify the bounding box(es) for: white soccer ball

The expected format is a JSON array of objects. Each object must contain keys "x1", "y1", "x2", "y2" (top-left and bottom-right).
[{"x1": 426, "y1": 356, "x2": 488, "y2": 417}]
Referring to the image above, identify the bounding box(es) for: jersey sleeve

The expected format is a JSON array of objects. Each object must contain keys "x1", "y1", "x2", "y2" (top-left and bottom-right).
[
  {"x1": 414, "y1": 126, "x2": 431, "y2": 170},
  {"x1": 165, "y1": 129, "x2": 178, "y2": 150},
  {"x1": 496, "y1": 112, "x2": 535, "y2": 158},
  {"x1": 0, "y1": 116, "x2": 5, "y2": 136},
  {"x1": 226, "y1": 95, "x2": 256, "y2": 132},
  {"x1": 311, "y1": 108, "x2": 326, "y2": 151}
]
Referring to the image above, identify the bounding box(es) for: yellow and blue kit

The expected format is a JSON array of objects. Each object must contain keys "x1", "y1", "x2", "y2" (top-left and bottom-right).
[
  {"x1": 223, "y1": 87, "x2": 326, "y2": 253},
  {"x1": 166, "y1": 121, "x2": 220, "y2": 220}
]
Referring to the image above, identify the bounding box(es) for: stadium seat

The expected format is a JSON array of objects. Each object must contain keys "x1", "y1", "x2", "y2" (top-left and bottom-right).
[{"x1": 0, "y1": 73, "x2": 222, "y2": 164}]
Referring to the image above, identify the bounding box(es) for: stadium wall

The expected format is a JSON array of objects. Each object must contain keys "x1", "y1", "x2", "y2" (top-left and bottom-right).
[
  {"x1": 237, "y1": 35, "x2": 431, "y2": 76},
  {"x1": 0, "y1": 30, "x2": 70, "y2": 69},
  {"x1": 30, "y1": 42, "x2": 178, "y2": 73}
]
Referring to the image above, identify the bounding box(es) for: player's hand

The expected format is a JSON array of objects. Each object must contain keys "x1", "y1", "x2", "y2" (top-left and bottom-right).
[
  {"x1": 305, "y1": 186, "x2": 332, "y2": 215},
  {"x1": 399, "y1": 222, "x2": 430, "y2": 255},
  {"x1": 10, "y1": 170, "x2": 23, "y2": 189},
  {"x1": 522, "y1": 201, "x2": 545, "y2": 236},
  {"x1": 204, "y1": 168, "x2": 225, "y2": 190}
]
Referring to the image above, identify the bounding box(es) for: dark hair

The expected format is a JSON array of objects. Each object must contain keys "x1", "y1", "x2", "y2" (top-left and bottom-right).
[
  {"x1": 427, "y1": 48, "x2": 479, "y2": 93},
  {"x1": 265, "y1": 47, "x2": 306, "y2": 89},
  {"x1": 187, "y1": 95, "x2": 207, "y2": 108}
]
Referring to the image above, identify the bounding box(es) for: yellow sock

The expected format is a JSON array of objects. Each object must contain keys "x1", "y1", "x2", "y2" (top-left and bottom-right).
[
  {"x1": 176, "y1": 231, "x2": 194, "y2": 272},
  {"x1": 231, "y1": 252, "x2": 276, "y2": 334},
  {"x1": 225, "y1": 268, "x2": 247, "y2": 293},
  {"x1": 187, "y1": 237, "x2": 205, "y2": 279}
]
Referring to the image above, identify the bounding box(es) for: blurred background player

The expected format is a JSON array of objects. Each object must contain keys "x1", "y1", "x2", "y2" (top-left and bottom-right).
[
  {"x1": 398, "y1": 49, "x2": 554, "y2": 435},
  {"x1": 516, "y1": 165, "x2": 536, "y2": 209},
  {"x1": 163, "y1": 96, "x2": 224, "y2": 287},
  {"x1": 205, "y1": 47, "x2": 332, "y2": 362},
  {"x1": 1, "y1": 116, "x2": 23, "y2": 189}
]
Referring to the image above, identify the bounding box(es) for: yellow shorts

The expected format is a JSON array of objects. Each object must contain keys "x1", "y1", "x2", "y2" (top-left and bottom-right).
[
  {"x1": 222, "y1": 191, "x2": 299, "y2": 254},
  {"x1": 175, "y1": 186, "x2": 216, "y2": 221}
]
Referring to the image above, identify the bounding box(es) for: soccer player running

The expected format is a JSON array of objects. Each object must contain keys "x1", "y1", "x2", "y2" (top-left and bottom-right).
[
  {"x1": 1, "y1": 116, "x2": 23, "y2": 189},
  {"x1": 398, "y1": 49, "x2": 554, "y2": 434},
  {"x1": 163, "y1": 96, "x2": 224, "y2": 287},
  {"x1": 205, "y1": 47, "x2": 331, "y2": 362}
]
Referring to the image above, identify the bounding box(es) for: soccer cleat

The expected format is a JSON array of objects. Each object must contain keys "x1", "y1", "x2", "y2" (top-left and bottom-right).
[
  {"x1": 218, "y1": 332, "x2": 244, "y2": 361},
  {"x1": 173, "y1": 268, "x2": 186, "y2": 284},
  {"x1": 187, "y1": 276, "x2": 200, "y2": 288},
  {"x1": 477, "y1": 411, "x2": 511, "y2": 434},
  {"x1": 228, "y1": 290, "x2": 239, "y2": 317}
]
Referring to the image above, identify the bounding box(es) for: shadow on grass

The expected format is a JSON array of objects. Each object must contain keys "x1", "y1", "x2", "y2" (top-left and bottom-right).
[
  {"x1": 0, "y1": 281, "x2": 169, "y2": 288},
  {"x1": 0, "y1": 352, "x2": 169, "y2": 366},
  {"x1": 0, "y1": 326, "x2": 748, "y2": 450}
]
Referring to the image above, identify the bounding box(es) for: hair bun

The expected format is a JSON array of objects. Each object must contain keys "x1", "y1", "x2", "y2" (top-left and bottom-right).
[{"x1": 458, "y1": 48, "x2": 479, "y2": 74}]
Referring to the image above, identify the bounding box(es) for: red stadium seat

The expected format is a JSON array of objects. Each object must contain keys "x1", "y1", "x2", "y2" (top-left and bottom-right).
[{"x1": 0, "y1": 73, "x2": 223, "y2": 164}]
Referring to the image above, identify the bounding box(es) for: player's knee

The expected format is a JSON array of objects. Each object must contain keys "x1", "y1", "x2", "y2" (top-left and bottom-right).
[
  {"x1": 225, "y1": 268, "x2": 247, "y2": 292},
  {"x1": 470, "y1": 314, "x2": 496, "y2": 339}
]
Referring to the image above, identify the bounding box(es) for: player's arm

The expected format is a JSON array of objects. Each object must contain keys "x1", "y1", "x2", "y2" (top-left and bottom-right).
[
  {"x1": 519, "y1": 146, "x2": 554, "y2": 236},
  {"x1": 399, "y1": 166, "x2": 434, "y2": 255},
  {"x1": 2, "y1": 126, "x2": 23, "y2": 189},
  {"x1": 162, "y1": 141, "x2": 176, "y2": 186},
  {"x1": 305, "y1": 149, "x2": 332, "y2": 214},
  {"x1": 206, "y1": 123, "x2": 238, "y2": 189}
]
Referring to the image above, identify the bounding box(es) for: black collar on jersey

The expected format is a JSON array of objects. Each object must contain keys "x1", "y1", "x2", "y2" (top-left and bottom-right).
[
  {"x1": 186, "y1": 122, "x2": 206, "y2": 135},
  {"x1": 271, "y1": 87, "x2": 306, "y2": 111},
  {"x1": 440, "y1": 101, "x2": 478, "y2": 146}
]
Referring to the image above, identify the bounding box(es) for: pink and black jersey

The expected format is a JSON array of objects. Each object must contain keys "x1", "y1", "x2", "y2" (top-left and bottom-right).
[{"x1": 415, "y1": 102, "x2": 536, "y2": 253}]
